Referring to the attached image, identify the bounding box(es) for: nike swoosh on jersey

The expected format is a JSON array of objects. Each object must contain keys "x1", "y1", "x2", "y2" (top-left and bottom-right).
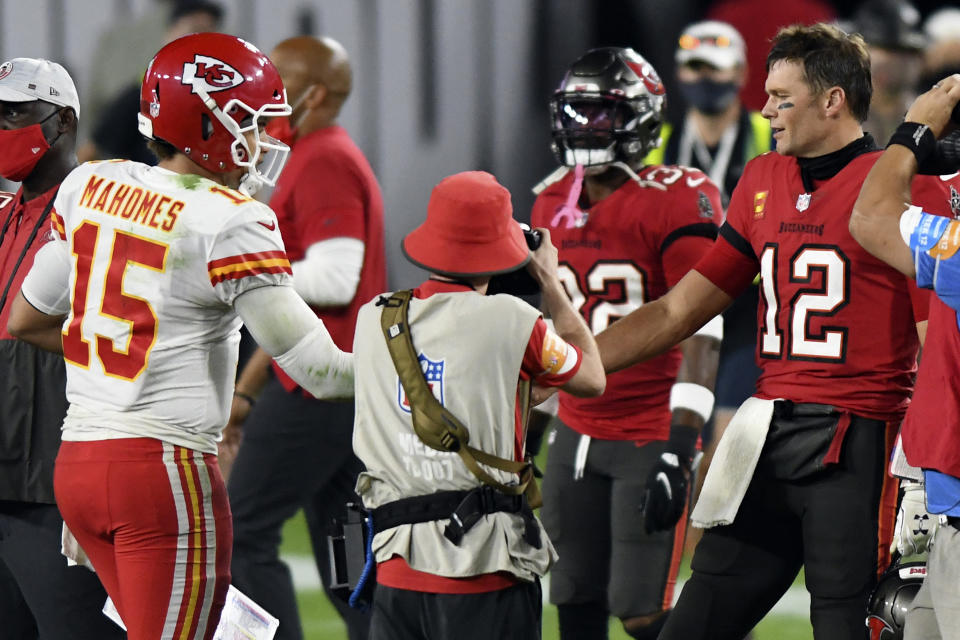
[
  {"x1": 257, "y1": 220, "x2": 277, "y2": 231},
  {"x1": 686, "y1": 176, "x2": 707, "y2": 187}
]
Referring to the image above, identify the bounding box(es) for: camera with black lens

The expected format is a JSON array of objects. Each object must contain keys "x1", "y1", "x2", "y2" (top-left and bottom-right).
[
  {"x1": 522, "y1": 224, "x2": 542, "y2": 251},
  {"x1": 487, "y1": 223, "x2": 542, "y2": 298}
]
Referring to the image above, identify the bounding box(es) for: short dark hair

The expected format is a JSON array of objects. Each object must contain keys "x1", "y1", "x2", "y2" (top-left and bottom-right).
[
  {"x1": 767, "y1": 23, "x2": 872, "y2": 123},
  {"x1": 146, "y1": 138, "x2": 178, "y2": 162}
]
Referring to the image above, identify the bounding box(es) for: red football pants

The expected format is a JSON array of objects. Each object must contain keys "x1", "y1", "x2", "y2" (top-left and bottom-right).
[{"x1": 55, "y1": 438, "x2": 232, "y2": 640}]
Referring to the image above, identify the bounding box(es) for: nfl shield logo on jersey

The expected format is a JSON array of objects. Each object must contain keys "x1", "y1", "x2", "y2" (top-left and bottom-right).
[
  {"x1": 397, "y1": 353, "x2": 445, "y2": 413},
  {"x1": 796, "y1": 193, "x2": 811, "y2": 212}
]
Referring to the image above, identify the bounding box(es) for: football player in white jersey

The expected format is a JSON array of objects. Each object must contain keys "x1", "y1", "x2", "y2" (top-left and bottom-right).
[{"x1": 7, "y1": 33, "x2": 352, "y2": 640}]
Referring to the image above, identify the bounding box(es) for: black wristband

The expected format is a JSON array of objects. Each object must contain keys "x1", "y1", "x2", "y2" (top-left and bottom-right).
[
  {"x1": 234, "y1": 391, "x2": 256, "y2": 406},
  {"x1": 665, "y1": 424, "x2": 699, "y2": 462},
  {"x1": 887, "y1": 121, "x2": 937, "y2": 166}
]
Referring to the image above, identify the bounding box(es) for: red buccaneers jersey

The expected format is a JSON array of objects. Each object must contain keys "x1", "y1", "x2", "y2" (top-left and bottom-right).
[
  {"x1": 903, "y1": 294, "x2": 960, "y2": 476},
  {"x1": 531, "y1": 165, "x2": 722, "y2": 441},
  {"x1": 698, "y1": 151, "x2": 958, "y2": 421}
]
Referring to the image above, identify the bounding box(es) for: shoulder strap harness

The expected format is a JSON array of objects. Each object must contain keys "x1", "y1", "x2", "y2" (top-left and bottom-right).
[{"x1": 379, "y1": 290, "x2": 541, "y2": 508}]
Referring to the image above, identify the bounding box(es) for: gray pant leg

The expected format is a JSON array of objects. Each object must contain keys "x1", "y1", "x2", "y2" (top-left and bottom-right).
[
  {"x1": 906, "y1": 570, "x2": 941, "y2": 640},
  {"x1": 907, "y1": 523, "x2": 960, "y2": 640}
]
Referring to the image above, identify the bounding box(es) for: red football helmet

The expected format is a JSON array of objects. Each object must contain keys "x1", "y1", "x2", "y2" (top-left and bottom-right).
[{"x1": 138, "y1": 32, "x2": 291, "y2": 195}]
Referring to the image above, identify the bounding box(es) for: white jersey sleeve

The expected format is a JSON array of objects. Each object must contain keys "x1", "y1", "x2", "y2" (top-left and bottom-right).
[
  {"x1": 207, "y1": 208, "x2": 292, "y2": 306},
  {"x1": 20, "y1": 237, "x2": 72, "y2": 316}
]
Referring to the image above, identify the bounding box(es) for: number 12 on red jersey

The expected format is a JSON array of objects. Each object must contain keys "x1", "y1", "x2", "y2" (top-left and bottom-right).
[{"x1": 759, "y1": 243, "x2": 850, "y2": 361}]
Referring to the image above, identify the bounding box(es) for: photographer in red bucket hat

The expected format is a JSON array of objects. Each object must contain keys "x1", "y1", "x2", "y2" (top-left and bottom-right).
[{"x1": 349, "y1": 170, "x2": 604, "y2": 639}]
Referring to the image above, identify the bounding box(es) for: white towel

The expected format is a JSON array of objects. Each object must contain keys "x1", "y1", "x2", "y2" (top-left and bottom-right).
[
  {"x1": 691, "y1": 397, "x2": 777, "y2": 528},
  {"x1": 61, "y1": 523, "x2": 95, "y2": 571},
  {"x1": 889, "y1": 431, "x2": 923, "y2": 481}
]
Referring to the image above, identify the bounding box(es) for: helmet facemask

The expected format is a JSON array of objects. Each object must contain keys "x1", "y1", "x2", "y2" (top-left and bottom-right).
[
  {"x1": 551, "y1": 93, "x2": 655, "y2": 168},
  {"x1": 550, "y1": 47, "x2": 666, "y2": 172},
  {"x1": 200, "y1": 86, "x2": 292, "y2": 196}
]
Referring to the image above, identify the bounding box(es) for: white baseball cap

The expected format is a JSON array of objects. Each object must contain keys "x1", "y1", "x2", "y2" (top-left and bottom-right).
[
  {"x1": 676, "y1": 21, "x2": 747, "y2": 71},
  {"x1": 0, "y1": 57, "x2": 80, "y2": 119}
]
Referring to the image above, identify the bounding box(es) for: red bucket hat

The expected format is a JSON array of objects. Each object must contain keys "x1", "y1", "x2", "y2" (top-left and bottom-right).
[{"x1": 402, "y1": 171, "x2": 531, "y2": 278}]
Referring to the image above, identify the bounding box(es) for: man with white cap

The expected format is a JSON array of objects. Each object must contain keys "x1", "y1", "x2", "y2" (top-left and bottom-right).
[
  {"x1": 0, "y1": 57, "x2": 124, "y2": 639},
  {"x1": 647, "y1": 20, "x2": 770, "y2": 207},
  {"x1": 351, "y1": 170, "x2": 605, "y2": 639}
]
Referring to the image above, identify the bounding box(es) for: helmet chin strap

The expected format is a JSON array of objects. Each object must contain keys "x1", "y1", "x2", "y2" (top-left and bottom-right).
[{"x1": 238, "y1": 172, "x2": 264, "y2": 197}]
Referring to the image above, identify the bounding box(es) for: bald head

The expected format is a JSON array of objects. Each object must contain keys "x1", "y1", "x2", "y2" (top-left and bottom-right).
[{"x1": 271, "y1": 36, "x2": 352, "y2": 102}]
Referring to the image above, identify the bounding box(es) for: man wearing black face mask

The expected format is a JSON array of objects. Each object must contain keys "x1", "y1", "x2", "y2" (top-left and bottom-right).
[
  {"x1": 647, "y1": 20, "x2": 770, "y2": 208},
  {"x1": 0, "y1": 58, "x2": 124, "y2": 640}
]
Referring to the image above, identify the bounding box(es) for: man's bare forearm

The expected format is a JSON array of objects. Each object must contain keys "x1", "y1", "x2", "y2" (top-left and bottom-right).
[{"x1": 850, "y1": 145, "x2": 917, "y2": 277}]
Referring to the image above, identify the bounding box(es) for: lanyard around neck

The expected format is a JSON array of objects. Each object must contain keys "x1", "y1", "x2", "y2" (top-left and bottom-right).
[
  {"x1": 677, "y1": 115, "x2": 739, "y2": 200},
  {"x1": 0, "y1": 192, "x2": 58, "y2": 316}
]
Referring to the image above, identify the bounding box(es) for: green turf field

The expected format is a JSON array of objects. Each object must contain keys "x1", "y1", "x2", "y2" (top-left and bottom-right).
[{"x1": 280, "y1": 510, "x2": 815, "y2": 640}]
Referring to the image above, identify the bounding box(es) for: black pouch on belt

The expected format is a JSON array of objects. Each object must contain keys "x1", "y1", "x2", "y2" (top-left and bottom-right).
[{"x1": 761, "y1": 401, "x2": 850, "y2": 481}]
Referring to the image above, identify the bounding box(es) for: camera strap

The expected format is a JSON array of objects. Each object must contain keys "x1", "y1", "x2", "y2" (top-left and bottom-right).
[{"x1": 379, "y1": 290, "x2": 540, "y2": 507}]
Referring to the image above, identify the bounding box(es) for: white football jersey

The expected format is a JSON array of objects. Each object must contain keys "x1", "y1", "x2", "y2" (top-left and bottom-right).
[{"x1": 28, "y1": 160, "x2": 291, "y2": 453}]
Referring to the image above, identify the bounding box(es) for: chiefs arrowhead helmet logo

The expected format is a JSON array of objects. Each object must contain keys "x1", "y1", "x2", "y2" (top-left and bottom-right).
[
  {"x1": 181, "y1": 55, "x2": 244, "y2": 95},
  {"x1": 0, "y1": 61, "x2": 11, "y2": 81}
]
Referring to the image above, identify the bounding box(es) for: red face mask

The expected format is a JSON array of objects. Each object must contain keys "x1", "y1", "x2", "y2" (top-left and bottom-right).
[
  {"x1": 265, "y1": 116, "x2": 296, "y2": 147},
  {"x1": 0, "y1": 123, "x2": 52, "y2": 182},
  {"x1": 264, "y1": 84, "x2": 315, "y2": 147}
]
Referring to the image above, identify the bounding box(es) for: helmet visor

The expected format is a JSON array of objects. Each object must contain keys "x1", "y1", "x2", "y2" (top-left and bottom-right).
[{"x1": 553, "y1": 95, "x2": 637, "y2": 134}]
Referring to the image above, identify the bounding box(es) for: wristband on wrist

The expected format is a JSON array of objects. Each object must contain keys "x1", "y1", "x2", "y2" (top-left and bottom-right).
[
  {"x1": 669, "y1": 382, "x2": 715, "y2": 424},
  {"x1": 887, "y1": 122, "x2": 937, "y2": 166},
  {"x1": 234, "y1": 391, "x2": 256, "y2": 406}
]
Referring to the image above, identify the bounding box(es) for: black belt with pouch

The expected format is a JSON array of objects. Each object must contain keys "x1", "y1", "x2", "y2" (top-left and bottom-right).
[{"x1": 760, "y1": 401, "x2": 882, "y2": 481}]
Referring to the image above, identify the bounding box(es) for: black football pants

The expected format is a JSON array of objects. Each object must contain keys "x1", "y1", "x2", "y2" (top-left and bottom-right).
[
  {"x1": 369, "y1": 580, "x2": 542, "y2": 640},
  {"x1": 660, "y1": 417, "x2": 896, "y2": 640},
  {"x1": 0, "y1": 501, "x2": 126, "y2": 640}
]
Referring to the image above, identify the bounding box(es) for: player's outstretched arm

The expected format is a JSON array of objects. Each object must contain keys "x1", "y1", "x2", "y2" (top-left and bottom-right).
[
  {"x1": 234, "y1": 285, "x2": 354, "y2": 399},
  {"x1": 596, "y1": 269, "x2": 731, "y2": 374},
  {"x1": 8, "y1": 291, "x2": 66, "y2": 354},
  {"x1": 8, "y1": 239, "x2": 72, "y2": 354},
  {"x1": 851, "y1": 74, "x2": 960, "y2": 277},
  {"x1": 850, "y1": 144, "x2": 920, "y2": 278},
  {"x1": 528, "y1": 228, "x2": 605, "y2": 398}
]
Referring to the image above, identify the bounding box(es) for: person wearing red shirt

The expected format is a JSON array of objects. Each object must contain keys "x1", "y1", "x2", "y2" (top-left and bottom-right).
[
  {"x1": 225, "y1": 36, "x2": 385, "y2": 640},
  {"x1": 596, "y1": 24, "x2": 960, "y2": 640},
  {"x1": 850, "y1": 73, "x2": 960, "y2": 640},
  {"x1": 352, "y1": 170, "x2": 605, "y2": 640},
  {"x1": 0, "y1": 57, "x2": 123, "y2": 640},
  {"x1": 530, "y1": 47, "x2": 723, "y2": 640}
]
